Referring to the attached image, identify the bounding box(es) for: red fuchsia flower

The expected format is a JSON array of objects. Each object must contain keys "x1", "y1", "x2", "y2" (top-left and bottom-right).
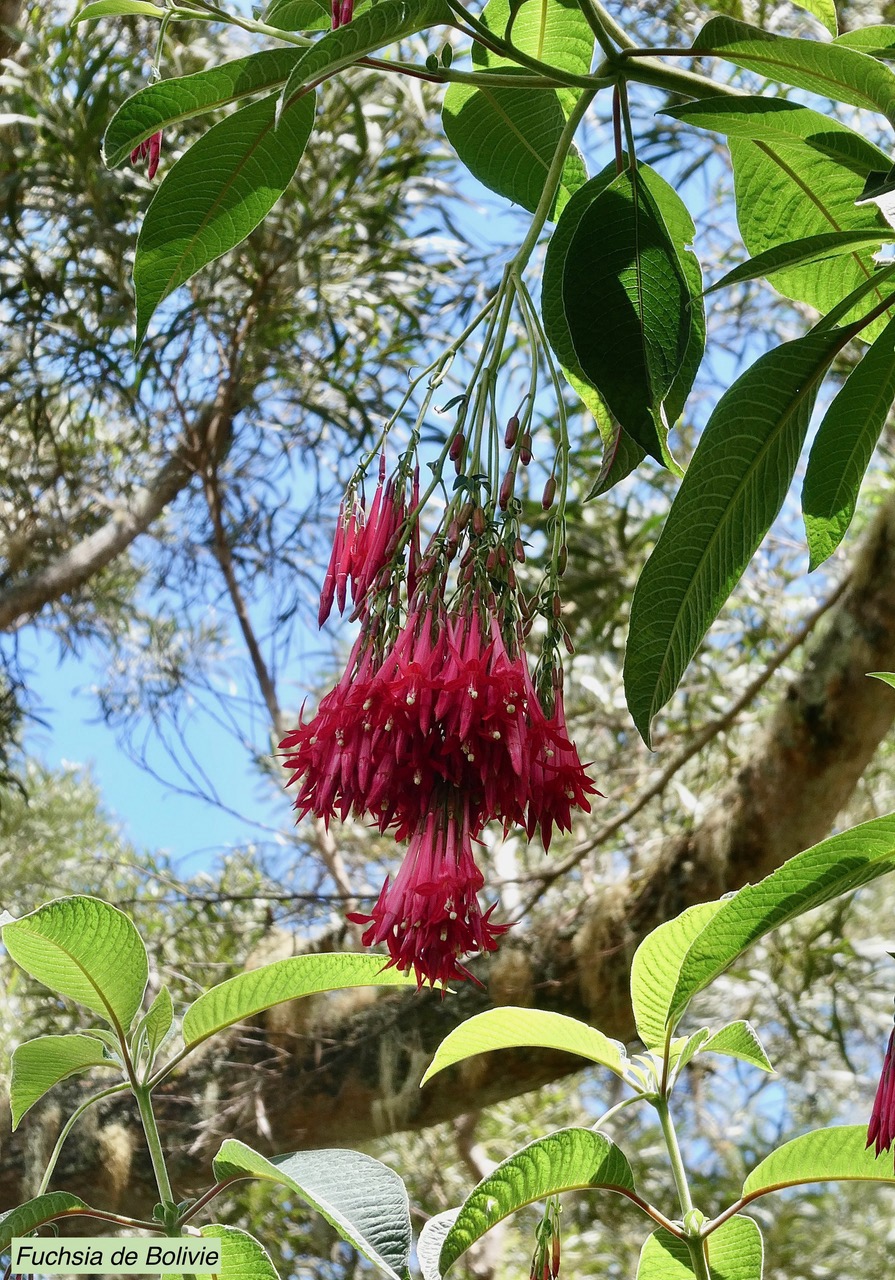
[
  {"x1": 867, "y1": 1025, "x2": 895, "y2": 1159},
  {"x1": 346, "y1": 795, "x2": 510, "y2": 988},
  {"x1": 317, "y1": 458, "x2": 414, "y2": 627},
  {"x1": 331, "y1": 0, "x2": 354, "y2": 28},
  {"x1": 131, "y1": 131, "x2": 163, "y2": 180}
]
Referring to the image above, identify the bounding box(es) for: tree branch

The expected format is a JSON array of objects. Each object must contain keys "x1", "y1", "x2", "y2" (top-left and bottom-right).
[{"x1": 0, "y1": 390, "x2": 242, "y2": 633}]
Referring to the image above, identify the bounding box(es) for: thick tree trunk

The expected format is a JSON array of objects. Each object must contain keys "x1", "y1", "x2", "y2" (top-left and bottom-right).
[{"x1": 3, "y1": 495, "x2": 895, "y2": 1218}]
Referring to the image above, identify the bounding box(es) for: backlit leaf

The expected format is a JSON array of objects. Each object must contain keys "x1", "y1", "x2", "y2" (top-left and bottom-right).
[{"x1": 10, "y1": 1035, "x2": 116, "y2": 1128}]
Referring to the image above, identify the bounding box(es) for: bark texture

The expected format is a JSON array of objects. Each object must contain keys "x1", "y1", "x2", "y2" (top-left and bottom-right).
[{"x1": 3, "y1": 495, "x2": 895, "y2": 1217}]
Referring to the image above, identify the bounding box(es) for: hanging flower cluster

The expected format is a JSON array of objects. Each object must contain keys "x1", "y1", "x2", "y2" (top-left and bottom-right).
[{"x1": 282, "y1": 388, "x2": 598, "y2": 987}]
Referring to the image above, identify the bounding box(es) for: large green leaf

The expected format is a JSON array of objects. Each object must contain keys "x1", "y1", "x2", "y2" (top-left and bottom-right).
[
  {"x1": 542, "y1": 167, "x2": 623, "y2": 450},
  {"x1": 630, "y1": 902, "x2": 724, "y2": 1049},
  {"x1": 728, "y1": 134, "x2": 892, "y2": 334},
  {"x1": 702, "y1": 1021, "x2": 773, "y2": 1073},
  {"x1": 3, "y1": 897, "x2": 148, "y2": 1032},
  {"x1": 0, "y1": 1194, "x2": 90, "y2": 1253},
  {"x1": 10, "y1": 1035, "x2": 117, "y2": 1129},
  {"x1": 692, "y1": 17, "x2": 895, "y2": 117},
  {"x1": 439, "y1": 1129, "x2": 636, "y2": 1274},
  {"x1": 708, "y1": 230, "x2": 895, "y2": 293},
  {"x1": 133, "y1": 90, "x2": 316, "y2": 344},
  {"x1": 162, "y1": 1226, "x2": 279, "y2": 1280},
  {"x1": 181, "y1": 953, "x2": 416, "y2": 1049},
  {"x1": 802, "y1": 312, "x2": 895, "y2": 569},
  {"x1": 442, "y1": 79, "x2": 586, "y2": 218},
  {"x1": 213, "y1": 1140, "x2": 410, "y2": 1280},
  {"x1": 743, "y1": 1126, "x2": 895, "y2": 1198},
  {"x1": 624, "y1": 328, "x2": 845, "y2": 745},
  {"x1": 280, "y1": 0, "x2": 453, "y2": 106},
  {"x1": 471, "y1": 0, "x2": 594, "y2": 77},
  {"x1": 835, "y1": 24, "x2": 895, "y2": 57},
  {"x1": 637, "y1": 1217, "x2": 762, "y2": 1280},
  {"x1": 103, "y1": 49, "x2": 306, "y2": 167},
  {"x1": 562, "y1": 168, "x2": 692, "y2": 462},
  {"x1": 664, "y1": 97, "x2": 892, "y2": 172},
  {"x1": 666, "y1": 811, "x2": 895, "y2": 1029},
  {"x1": 420, "y1": 1007, "x2": 626, "y2": 1085}
]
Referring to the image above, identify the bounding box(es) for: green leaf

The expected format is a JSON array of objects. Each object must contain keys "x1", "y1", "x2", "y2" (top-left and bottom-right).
[
  {"x1": 133, "y1": 89, "x2": 316, "y2": 344},
  {"x1": 692, "y1": 17, "x2": 895, "y2": 118},
  {"x1": 637, "y1": 1217, "x2": 763, "y2": 1280},
  {"x1": 835, "y1": 25, "x2": 895, "y2": 58},
  {"x1": 266, "y1": 0, "x2": 336, "y2": 29},
  {"x1": 669, "y1": 1028, "x2": 711, "y2": 1076},
  {"x1": 420, "y1": 1007, "x2": 627, "y2": 1086},
  {"x1": 3, "y1": 897, "x2": 148, "y2": 1031},
  {"x1": 624, "y1": 328, "x2": 846, "y2": 745},
  {"x1": 280, "y1": 0, "x2": 453, "y2": 108},
  {"x1": 664, "y1": 96, "x2": 892, "y2": 173},
  {"x1": 472, "y1": 0, "x2": 594, "y2": 76},
  {"x1": 586, "y1": 424, "x2": 647, "y2": 498},
  {"x1": 729, "y1": 136, "x2": 892, "y2": 336},
  {"x1": 213, "y1": 1140, "x2": 410, "y2": 1280},
  {"x1": 792, "y1": 0, "x2": 837, "y2": 37},
  {"x1": 132, "y1": 986, "x2": 175, "y2": 1063},
  {"x1": 73, "y1": 0, "x2": 165, "y2": 19},
  {"x1": 868, "y1": 671, "x2": 895, "y2": 689},
  {"x1": 442, "y1": 79, "x2": 586, "y2": 218},
  {"x1": 667, "y1": 810, "x2": 895, "y2": 1029},
  {"x1": 562, "y1": 168, "x2": 692, "y2": 463},
  {"x1": 802, "y1": 313, "x2": 895, "y2": 568},
  {"x1": 542, "y1": 167, "x2": 627, "y2": 459},
  {"x1": 182, "y1": 953, "x2": 416, "y2": 1048},
  {"x1": 708, "y1": 230, "x2": 895, "y2": 293},
  {"x1": 418, "y1": 1210, "x2": 459, "y2": 1280},
  {"x1": 743, "y1": 1126, "x2": 895, "y2": 1198},
  {"x1": 162, "y1": 1226, "x2": 279, "y2": 1280},
  {"x1": 702, "y1": 1021, "x2": 773, "y2": 1073},
  {"x1": 10, "y1": 1035, "x2": 117, "y2": 1129},
  {"x1": 0, "y1": 1193, "x2": 91, "y2": 1253},
  {"x1": 630, "y1": 902, "x2": 724, "y2": 1049},
  {"x1": 103, "y1": 49, "x2": 306, "y2": 167},
  {"x1": 439, "y1": 1129, "x2": 636, "y2": 1274}
]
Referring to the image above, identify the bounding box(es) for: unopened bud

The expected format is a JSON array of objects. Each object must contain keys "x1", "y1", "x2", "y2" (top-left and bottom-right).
[
  {"x1": 552, "y1": 592, "x2": 562, "y2": 619},
  {"x1": 486, "y1": 548, "x2": 498, "y2": 573},
  {"x1": 472, "y1": 505, "x2": 487, "y2": 536},
  {"x1": 520, "y1": 433, "x2": 532, "y2": 466},
  {"x1": 449, "y1": 432, "x2": 465, "y2": 467},
  {"x1": 463, "y1": 560, "x2": 475, "y2": 582},
  {"x1": 563, "y1": 631, "x2": 575, "y2": 655},
  {"x1": 499, "y1": 467, "x2": 516, "y2": 510},
  {"x1": 418, "y1": 555, "x2": 436, "y2": 576},
  {"x1": 507, "y1": 565, "x2": 516, "y2": 589},
  {"x1": 514, "y1": 537, "x2": 525, "y2": 563},
  {"x1": 498, "y1": 545, "x2": 508, "y2": 568},
  {"x1": 552, "y1": 1232, "x2": 561, "y2": 1279},
  {"x1": 505, "y1": 415, "x2": 520, "y2": 448},
  {"x1": 557, "y1": 544, "x2": 567, "y2": 575},
  {"x1": 457, "y1": 501, "x2": 474, "y2": 530},
  {"x1": 460, "y1": 547, "x2": 474, "y2": 569},
  {"x1": 542, "y1": 476, "x2": 556, "y2": 509}
]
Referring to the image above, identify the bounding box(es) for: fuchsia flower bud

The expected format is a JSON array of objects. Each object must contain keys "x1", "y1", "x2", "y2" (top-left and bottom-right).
[
  {"x1": 131, "y1": 131, "x2": 163, "y2": 180},
  {"x1": 868, "y1": 1024, "x2": 895, "y2": 1160}
]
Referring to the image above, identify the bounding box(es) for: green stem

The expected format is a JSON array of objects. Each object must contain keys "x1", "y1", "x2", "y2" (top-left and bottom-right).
[
  {"x1": 37, "y1": 1084, "x2": 130, "y2": 1196},
  {"x1": 655, "y1": 1098, "x2": 711, "y2": 1280},
  {"x1": 177, "y1": 0, "x2": 313, "y2": 45},
  {"x1": 135, "y1": 1084, "x2": 175, "y2": 1207},
  {"x1": 367, "y1": 56, "x2": 567, "y2": 88},
  {"x1": 512, "y1": 89, "x2": 596, "y2": 274},
  {"x1": 576, "y1": 0, "x2": 635, "y2": 51}
]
